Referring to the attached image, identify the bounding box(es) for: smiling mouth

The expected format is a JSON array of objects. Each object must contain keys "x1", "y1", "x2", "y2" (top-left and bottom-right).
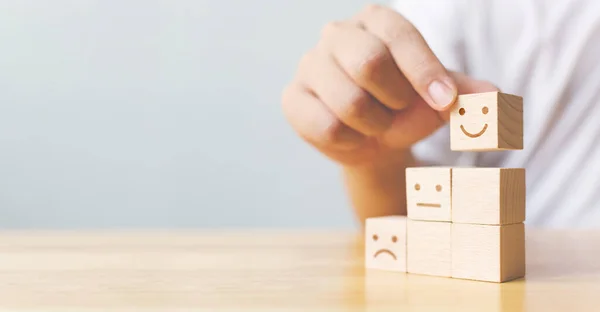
[
  {"x1": 373, "y1": 249, "x2": 397, "y2": 260},
  {"x1": 460, "y1": 124, "x2": 488, "y2": 138},
  {"x1": 416, "y1": 203, "x2": 441, "y2": 208}
]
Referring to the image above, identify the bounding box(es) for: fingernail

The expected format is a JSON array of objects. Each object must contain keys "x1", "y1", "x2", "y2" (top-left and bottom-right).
[{"x1": 428, "y1": 79, "x2": 457, "y2": 109}]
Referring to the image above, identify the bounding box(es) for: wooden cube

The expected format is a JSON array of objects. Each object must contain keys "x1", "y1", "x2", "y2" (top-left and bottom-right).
[
  {"x1": 406, "y1": 167, "x2": 452, "y2": 222},
  {"x1": 407, "y1": 219, "x2": 451, "y2": 277},
  {"x1": 450, "y1": 91, "x2": 523, "y2": 151},
  {"x1": 452, "y1": 223, "x2": 525, "y2": 282},
  {"x1": 365, "y1": 216, "x2": 407, "y2": 272},
  {"x1": 452, "y1": 168, "x2": 525, "y2": 225}
]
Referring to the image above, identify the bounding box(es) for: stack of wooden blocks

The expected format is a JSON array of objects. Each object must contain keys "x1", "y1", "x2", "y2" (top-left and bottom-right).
[{"x1": 365, "y1": 91, "x2": 525, "y2": 283}]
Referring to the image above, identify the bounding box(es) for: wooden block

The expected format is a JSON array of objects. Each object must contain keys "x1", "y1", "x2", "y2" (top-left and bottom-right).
[
  {"x1": 407, "y1": 219, "x2": 451, "y2": 277},
  {"x1": 452, "y1": 168, "x2": 525, "y2": 225},
  {"x1": 365, "y1": 216, "x2": 407, "y2": 272},
  {"x1": 452, "y1": 223, "x2": 525, "y2": 282},
  {"x1": 450, "y1": 91, "x2": 523, "y2": 151},
  {"x1": 406, "y1": 167, "x2": 452, "y2": 222}
]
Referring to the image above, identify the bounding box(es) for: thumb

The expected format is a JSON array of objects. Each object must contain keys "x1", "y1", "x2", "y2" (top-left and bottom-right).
[
  {"x1": 437, "y1": 72, "x2": 500, "y2": 121},
  {"x1": 380, "y1": 72, "x2": 499, "y2": 148}
]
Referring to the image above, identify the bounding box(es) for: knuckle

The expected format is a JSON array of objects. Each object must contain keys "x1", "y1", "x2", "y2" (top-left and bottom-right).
[
  {"x1": 362, "y1": 3, "x2": 384, "y2": 15},
  {"x1": 296, "y1": 49, "x2": 321, "y2": 79},
  {"x1": 320, "y1": 21, "x2": 343, "y2": 39},
  {"x1": 343, "y1": 89, "x2": 372, "y2": 120},
  {"x1": 280, "y1": 84, "x2": 296, "y2": 107},
  {"x1": 381, "y1": 18, "x2": 416, "y2": 45},
  {"x1": 298, "y1": 49, "x2": 317, "y2": 70},
  {"x1": 280, "y1": 84, "x2": 302, "y2": 122},
  {"x1": 353, "y1": 42, "x2": 390, "y2": 82},
  {"x1": 411, "y1": 54, "x2": 440, "y2": 85},
  {"x1": 398, "y1": 24, "x2": 422, "y2": 45},
  {"x1": 412, "y1": 55, "x2": 430, "y2": 74},
  {"x1": 319, "y1": 117, "x2": 347, "y2": 146}
]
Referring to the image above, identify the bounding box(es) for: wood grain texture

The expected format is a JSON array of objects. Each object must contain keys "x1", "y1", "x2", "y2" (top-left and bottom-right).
[
  {"x1": 501, "y1": 223, "x2": 526, "y2": 282},
  {"x1": 497, "y1": 93, "x2": 524, "y2": 149},
  {"x1": 407, "y1": 220, "x2": 452, "y2": 277},
  {"x1": 452, "y1": 223, "x2": 525, "y2": 282},
  {"x1": 406, "y1": 167, "x2": 452, "y2": 222},
  {"x1": 452, "y1": 168, "x2": 526, "y2": 225},
  {"x1": 0, "y1": 229, "x2": 599, "y2": 311},
  {"x1": 365, "y1": 216, "x2": 406, "y2": 272},
  {"x1": 450, "y1": 91, "x2": 523, "y2": 151}
]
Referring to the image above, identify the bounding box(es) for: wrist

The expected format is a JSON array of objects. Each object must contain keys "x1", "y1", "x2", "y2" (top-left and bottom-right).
[{"x1": 342, "y1": 148, "x2": 413, "y2": 221}]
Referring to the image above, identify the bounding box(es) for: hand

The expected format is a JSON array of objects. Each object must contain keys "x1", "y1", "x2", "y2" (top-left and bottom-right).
[{"x1": 282, "y1": 4, "x2": 497, "y2": 167}]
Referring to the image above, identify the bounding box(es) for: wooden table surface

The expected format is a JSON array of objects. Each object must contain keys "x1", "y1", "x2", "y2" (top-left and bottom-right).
[{"x1": 0, "y1": 229, "x2": 598, "y2": 311}]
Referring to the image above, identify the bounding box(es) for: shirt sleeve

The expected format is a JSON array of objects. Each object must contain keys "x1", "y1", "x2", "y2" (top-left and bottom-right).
[
  {"x1": 390, "y1": 0, "x2": 467, "y2": 72},
  {"x1": 390, "y1": 0, "x2": 477, "y2": 166}
]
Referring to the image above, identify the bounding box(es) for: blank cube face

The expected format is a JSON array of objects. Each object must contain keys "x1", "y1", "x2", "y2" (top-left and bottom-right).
[
  {"x1": 452, "y1": 168, "x2": 525, "y2": 225},
  {"x1": 406, "y1": 167, "x2": 452, "y2": 222},
  {"x1": 452, "y1": 223, "x2": 525, "y2": 282},
  {"x1": 407, "y1": 220, "x2": 451, "y2": 277},
  {"x1": 450, "y1": 92, "x2": 523, "y2": 151},
  {"x1": 365, "y1": 216, "x2": 407, "y2": 272}
]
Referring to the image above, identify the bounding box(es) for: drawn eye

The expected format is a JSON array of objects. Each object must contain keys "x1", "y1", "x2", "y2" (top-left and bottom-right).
[
  {"x1": 482, "y1": 106, "x2": 489, "y2": 114},
  {"x1": 414, "y1": 183, "x2": 421, "y2": 191},
  {"x1": 436, "y1": 185, "x2": 442, "y2": 192},
  {"x1": 373, "y1": 234, "x2": 378, "y2": 241},
  {"x1": 459, "y1": 108, "x2": 466, "y2": 115},
  {"x1": 392, "y1": 236, "x2": 398, "y2": 243}
]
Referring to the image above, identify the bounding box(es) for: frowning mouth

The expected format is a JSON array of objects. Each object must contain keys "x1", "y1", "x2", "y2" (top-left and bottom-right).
[
  {"x1": 460, "y1": 124, "x2": 488, "y2": 138},
  {"x1": 373, "y1": 249, "x2": 397, "y2": 260},
  {"x1": 416, "y1": 203, "x2": 441, "y2": 208}
]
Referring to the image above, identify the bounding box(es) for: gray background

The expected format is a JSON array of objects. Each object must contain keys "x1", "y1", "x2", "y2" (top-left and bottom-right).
[{"x1": 0, "y1": 0, "x2": 384, "y2": 229}]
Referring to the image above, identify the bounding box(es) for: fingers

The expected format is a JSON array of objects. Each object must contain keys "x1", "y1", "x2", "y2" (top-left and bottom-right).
[
  {"x1": 319, "y1": 21, "x2": 415, "y2": 110},
  {"x1": 281, "y1": 84, "x2": 367, "y2": 151},
  {"x1": 282, "y1": 4, "x2": 476, "y2": 160},
  {"x1": 354, "y1": 4, "x2": 457, "y2": 111},
  {"x1": 296, "y1": 50, "x2": 394, "y2": 136},
  {"x1": 380, "y1": 71, "x2": 499, "y2": 148},
  {"x1": 381, "y1": 97, "x2": 445, "y2": 148}
]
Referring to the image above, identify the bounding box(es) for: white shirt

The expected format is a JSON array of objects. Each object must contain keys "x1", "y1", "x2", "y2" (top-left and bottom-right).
[{"x1": 392, "y1": 0, "x2": 600, "y2": 228}]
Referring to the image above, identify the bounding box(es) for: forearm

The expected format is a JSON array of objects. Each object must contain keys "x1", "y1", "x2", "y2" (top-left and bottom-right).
[{"x1": 342, "y1": 149, "x2": 417, "y2": 226}]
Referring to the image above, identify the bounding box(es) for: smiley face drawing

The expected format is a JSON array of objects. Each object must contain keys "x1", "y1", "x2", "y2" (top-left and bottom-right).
[
  {"x1": 450, "y1": 91, "x2": 524, "y2": 151},
  {"x1": 405, "y1": 167, "x2": 452, "y2": 222},
  {"x1": 451, "y1": 92, "x2": 496, "y2": 150},
  {"x1": 365, "y1": 216, "x2": 406, "y2": 272},
  {"x1": 458, "y1": 105, "x2": 489, "y2": 138}
]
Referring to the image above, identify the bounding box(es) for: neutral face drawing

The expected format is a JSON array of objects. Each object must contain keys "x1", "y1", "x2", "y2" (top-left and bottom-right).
[
  {"x1": 406, "y1": 168, "x2": 452, "y2": 222},
  {"x1": 411, "y1": 179, "x2": 449, "y2": 208},
  {"x1": 414, "y1": 182, "x2": 444, "y2": 208}
]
